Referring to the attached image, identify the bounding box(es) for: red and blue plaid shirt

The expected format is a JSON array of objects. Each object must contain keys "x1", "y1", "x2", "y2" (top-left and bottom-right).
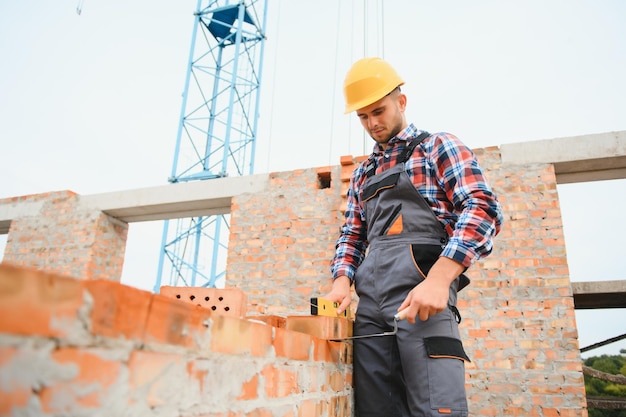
[{"x1": 331, "y1": 123, "x2": 503, "y2": 281}]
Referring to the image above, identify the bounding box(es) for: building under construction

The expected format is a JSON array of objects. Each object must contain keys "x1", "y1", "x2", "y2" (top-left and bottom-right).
[{"x1": 1, "y1": 130, "x2": 625, "y2": 416}]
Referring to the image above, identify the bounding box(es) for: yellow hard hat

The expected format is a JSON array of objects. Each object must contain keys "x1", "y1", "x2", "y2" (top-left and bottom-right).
[{"x1": 343, "y1": 57, "x2": 405, "y2": 114}]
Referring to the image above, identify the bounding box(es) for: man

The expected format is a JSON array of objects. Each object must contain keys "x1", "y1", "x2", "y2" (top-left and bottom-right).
[{"x1": 326, "y1": 57, "x2": 503, "y2": 417}]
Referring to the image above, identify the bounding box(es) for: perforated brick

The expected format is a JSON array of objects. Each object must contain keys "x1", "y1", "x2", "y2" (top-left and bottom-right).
[{"x1": 159, "y1": 286, "x2": 247, "y2": 318}]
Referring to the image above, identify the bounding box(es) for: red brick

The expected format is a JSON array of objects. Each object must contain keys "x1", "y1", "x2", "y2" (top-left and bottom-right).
[
  {"x1": 328, "y1": 370, "x2": 346, "y2": 392},
  {"x1": 297, "y1": 399, "x2": 322, "y2": 417},
  {"x1": 315, "y1": 166, "x2": 332, "y2": 175},
  {"x1": 246, "y1": 315, "x2": 287, "y2": 328},
  {"x1": 84, "y1": 279, "x2": 151, "y2": 340},
  {"x1": 128, "y1": 350, "x2": 185, "y2": 407},
  {"x1": 273, "y1": 327, "x2": 312, "y2": 361},
  {"x1": 339, "y1": 155, "x2": 354, "y2": 166},
  {"x1": 160, "y1": 286, "x2": 247, "y2": 318},
  {"x1": 330, "y1": 395, "x2": 352, "y2": 417},
  {"x1": 312, "y1": 338, "x2": 352, "y2": 364},
  {"x1": 340, "y1": 165, "x2": 355, "y2": 182},
  {"x1": 261, "y1": 365, "x2": 298, "y2": 398},
  {"x1": 40, "y1": 348, "x2": 122, "y2": 413},
  {"x1": 285, "y1": 316, "x2": 352, "y2": 340},
  {"x1": 143, "y1": 293, "x2": 211, "y2": 348},
  {"x1": 210, "y1": 315, "x2": 272, "y2": 357},
  {"x1": 236, "y1": 374, "x2": 259, "y2": 401},
  {"x1": 245, "y1": 409, "x2": 274, "y2": 417},
  {"x1": 0, "y1": 263, "x2": 84, "y2": 338},
  {"x1": 128, "y1": 351, "x2": 183, "y2": 407}
]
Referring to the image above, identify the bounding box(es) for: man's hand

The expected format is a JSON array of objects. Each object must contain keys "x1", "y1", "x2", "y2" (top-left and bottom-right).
[
  {"x1": 324, "y1": 275, "x2": 352, "y2": 315},
  {"x1": 398, "y1": 257, "x2": 464, "y2": 323}
]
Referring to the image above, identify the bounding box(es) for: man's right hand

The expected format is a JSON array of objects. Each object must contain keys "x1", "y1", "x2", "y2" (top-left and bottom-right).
[{"x1": 324, "y1": 275, "x2": 352, "y2": 315}]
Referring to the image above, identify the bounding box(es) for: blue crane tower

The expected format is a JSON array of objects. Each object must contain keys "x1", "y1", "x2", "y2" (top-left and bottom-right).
[{"x1": 154, "y1": 0, "x2": 268, "y2": 291}]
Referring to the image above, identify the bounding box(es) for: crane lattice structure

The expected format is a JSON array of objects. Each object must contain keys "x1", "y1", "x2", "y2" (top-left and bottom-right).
[{"x1": 154, "y1": 0, "x2": 268, "y2": 291}]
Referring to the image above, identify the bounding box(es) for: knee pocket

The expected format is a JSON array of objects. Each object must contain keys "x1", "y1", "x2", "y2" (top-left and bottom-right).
[{"x1": 424, "y1": 336, "x2": 469, "y2": 415}]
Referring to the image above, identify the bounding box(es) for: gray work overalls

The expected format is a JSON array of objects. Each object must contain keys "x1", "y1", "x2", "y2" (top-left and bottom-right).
[{"x1": 353, "y1": 132, "x2": 470, "y2": 417}]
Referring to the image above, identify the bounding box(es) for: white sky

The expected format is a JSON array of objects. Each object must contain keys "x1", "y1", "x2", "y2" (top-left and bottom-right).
[{"x1": 1, "y1": 0, "x2": 625, "y2": 356}]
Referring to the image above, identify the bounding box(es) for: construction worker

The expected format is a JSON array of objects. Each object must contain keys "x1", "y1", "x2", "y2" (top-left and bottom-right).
[{"x1": 326, "y1": 57, "x2": 503, "y2": 416}]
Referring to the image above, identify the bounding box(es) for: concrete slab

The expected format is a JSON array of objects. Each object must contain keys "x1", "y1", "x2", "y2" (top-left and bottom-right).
[
  {"x1": 571, "y1": 280, "x2": 626, "y2": 309},
  {"x1": 500, "y1": 131, "x2": 626, "y2": 183},
  {"x1": 0, "y1": 200, "x2": 44, "y2": 234},
  {"x1": 79, "y1": 173, "x2": 269, "y2": 222}
]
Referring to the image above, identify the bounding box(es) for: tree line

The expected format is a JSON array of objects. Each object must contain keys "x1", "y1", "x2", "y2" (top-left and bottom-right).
[{"x1": 584, "y1": 352, "x2": 626, "y2": 417}]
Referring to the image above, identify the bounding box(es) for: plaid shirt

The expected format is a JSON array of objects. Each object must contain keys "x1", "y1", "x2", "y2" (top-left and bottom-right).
[{"x1": 331, "y1": 123, "x2": 503, "y2": 281}]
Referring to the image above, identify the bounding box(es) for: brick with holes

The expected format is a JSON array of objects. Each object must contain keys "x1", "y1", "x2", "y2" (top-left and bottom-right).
[{"x1": 159, "y1": 286, "x2": 247, "y2": 318}]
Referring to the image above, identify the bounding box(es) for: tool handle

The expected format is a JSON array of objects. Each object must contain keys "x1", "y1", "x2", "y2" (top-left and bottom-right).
[{"x1": 394, "y1": 307, "x2": 409, "y2": 321}]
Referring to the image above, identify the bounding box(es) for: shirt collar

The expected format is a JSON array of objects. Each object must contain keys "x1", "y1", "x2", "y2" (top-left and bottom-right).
[{"x1": 370, "y1": 123, "x2": 420, "y2": 155}]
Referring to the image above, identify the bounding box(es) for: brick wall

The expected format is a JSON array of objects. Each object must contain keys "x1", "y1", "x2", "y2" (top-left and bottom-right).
[
  {"x1": 0, "y1": 263, "x2": 353, "y2": 416},
  {"x1": 227, "y1": 167, "x2": 345, "y2": 316},
  {"x1": 0, "y1": 145, "x2": 589, "y2": 416},
  {"x1": 460, "y1": 148, "x2": 586, "y2": 416},
  {"x1": 227, "y1": 147, "x2": 588, "y2": 416},
  {"x1": 1, "y1": 191, "x2": 127, "y2": 281}
]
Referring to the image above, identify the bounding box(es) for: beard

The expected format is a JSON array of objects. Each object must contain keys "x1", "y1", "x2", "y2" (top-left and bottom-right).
[{"x1": 370, "y1": 120, "x2": 404, "y2": 145}]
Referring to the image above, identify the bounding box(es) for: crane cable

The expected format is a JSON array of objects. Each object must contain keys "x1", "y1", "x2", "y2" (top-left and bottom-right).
[
  {"x1": 379, "y1": 0, "x2": 385, "y2": 59},
  {"x1": 263, "y1": 0, "x2": 282, "y2": 172},
  {"x1": 327, "y1": 1, "x2": 343, "y2": 166},
  {"x1": 360, "y1": 0, "x2": 386, "y2": 155},
  {"x1": 76, "y1": 0, "x2": 85, "y2": 15},
  {"x1": 334, "y1": 0, "x2": 388, "y2": 161},
  {"x1": 364, "y1": 0, "x2": 385, "y2": 58}
]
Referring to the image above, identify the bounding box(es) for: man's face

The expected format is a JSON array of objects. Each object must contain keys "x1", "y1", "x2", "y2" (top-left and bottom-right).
[{"x1": 356, "y1": 89, "x2": 407, "y2": 148}]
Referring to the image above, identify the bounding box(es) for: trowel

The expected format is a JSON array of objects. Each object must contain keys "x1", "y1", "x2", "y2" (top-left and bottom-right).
[{"x1": 329, "y1": 308, "x2": 408, "y2": 342}]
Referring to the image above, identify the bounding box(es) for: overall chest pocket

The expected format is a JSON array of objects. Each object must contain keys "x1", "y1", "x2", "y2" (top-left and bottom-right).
[{"x1": 361, "y1": 172, "x2": 401, "y2": 202}]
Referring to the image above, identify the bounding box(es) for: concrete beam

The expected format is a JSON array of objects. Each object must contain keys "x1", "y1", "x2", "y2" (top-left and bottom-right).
[
  {"x1": 2, "y1": 131, "x2": 625, "y2": 231},
  {"x1": 500, "y1": 131, "x2": 626, "y2": 184},
  {"x1": 0, "y1": 200, "x2": 45, "y2": 234},
  {"x1": 0, "y1": 174, "x2": 269, "y2": 232},
  {"x1": 571, "y1": 280, "x2": 626, "y2": 309},
  {"x1": 79, "y1": 174, "x2": 269, "y2": 223}
]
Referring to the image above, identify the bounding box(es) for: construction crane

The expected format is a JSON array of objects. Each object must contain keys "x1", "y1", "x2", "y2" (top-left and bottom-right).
[{"x1": 154, "y1": 0, "x2": 268, "y2": 291}]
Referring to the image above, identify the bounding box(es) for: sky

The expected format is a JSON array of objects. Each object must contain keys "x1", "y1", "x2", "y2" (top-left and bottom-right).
[{"x1": 1, "y1": 0, "x2": 625, "y2": 356}]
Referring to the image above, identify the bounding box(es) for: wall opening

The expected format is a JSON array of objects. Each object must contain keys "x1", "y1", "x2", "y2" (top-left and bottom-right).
[
  {"x1": 317, "y1": 170, "x2": 331, "y2": 189},
  {"x1": 0, "y1": 234, "x2": 6, "y2": 262},
  {"x1": 557, "y1": 178, "x2": 626, "y2": 357}
]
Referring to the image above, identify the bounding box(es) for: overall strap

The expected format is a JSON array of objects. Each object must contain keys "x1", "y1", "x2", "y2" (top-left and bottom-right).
[
  {"x1": 398, "y1": 131, "x2": 430, "y2": 163},
  {"x1": 364, "y1": 131, "x2": 431, "y2": 179}
]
